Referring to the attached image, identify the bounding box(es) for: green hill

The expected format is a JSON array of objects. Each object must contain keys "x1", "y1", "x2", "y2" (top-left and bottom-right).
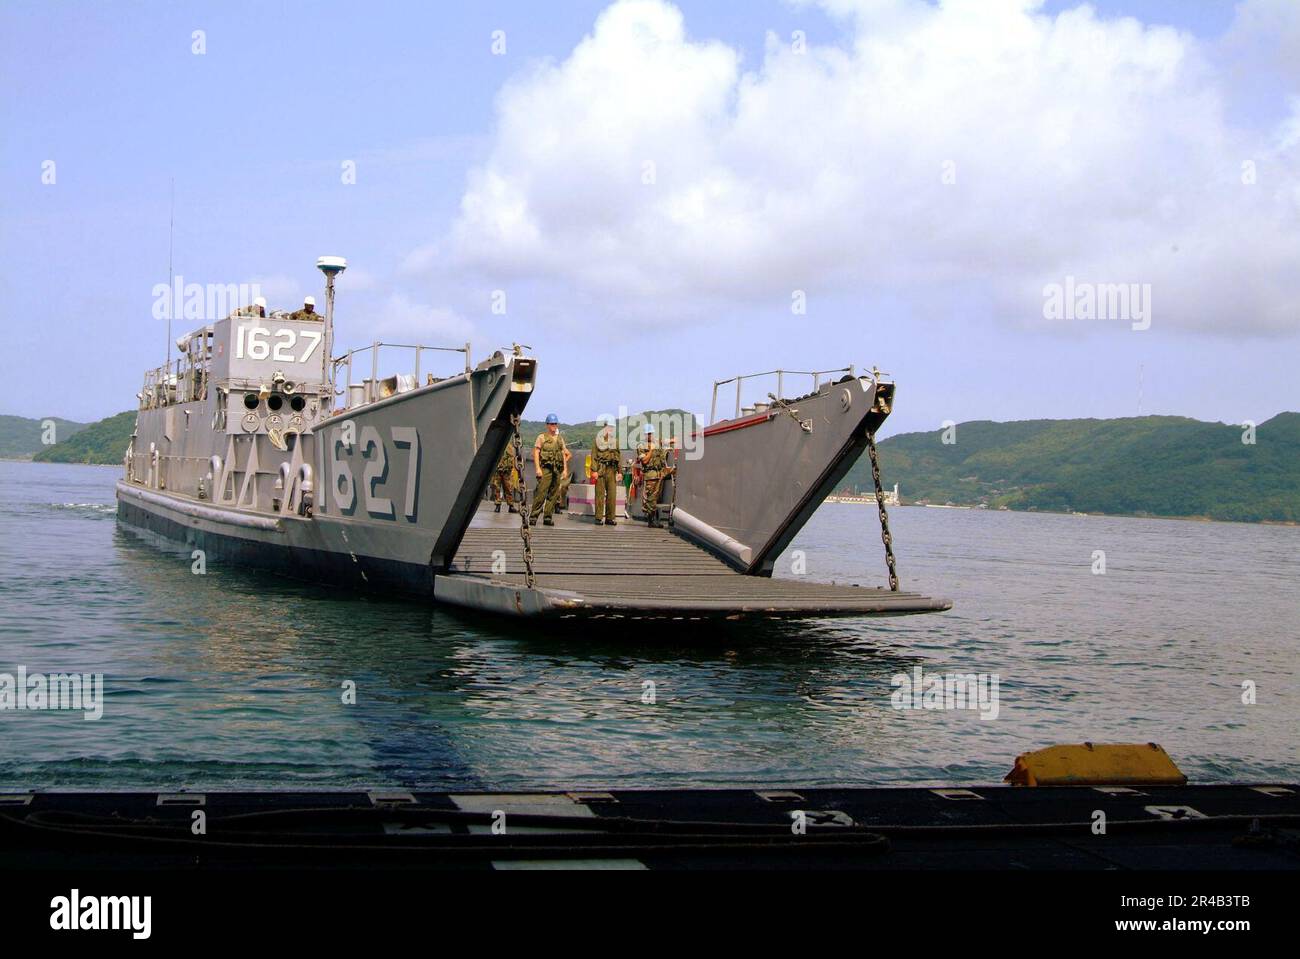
[
  {"x1": 29, "y1": 406, "x2": 1298, "y2": 524},
  {"x1": 843, "y1": 413, "x2": 1300, "y2": 523},
  {"x1": 519, "y1": 409, "x2": 697, "y2": 450},
  {"x1": 33, "y1": 411, "x2": 136, "y2": 465},
  {"x1": 26, "y1": 408, "x2": 698, "y2": 467},
  {"x1": 0, "y1": 415, "x2": 88, "y2": 459}
]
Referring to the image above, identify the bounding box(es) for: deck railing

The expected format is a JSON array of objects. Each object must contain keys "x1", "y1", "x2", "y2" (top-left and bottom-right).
[
  {"x1": 331, "y1": 341, "x2": 472, "y2": 408},
  {"x1": 708, "y1": 367, "x2": 855, "y2": 424},
  {"x1": 140, "y1": 356, "x2": 210, "y2": 409}
]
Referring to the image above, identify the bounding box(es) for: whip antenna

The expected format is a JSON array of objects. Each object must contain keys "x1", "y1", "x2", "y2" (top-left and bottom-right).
[{"x1": 167, "y1": 177, "x2": 174, "y2": 368}]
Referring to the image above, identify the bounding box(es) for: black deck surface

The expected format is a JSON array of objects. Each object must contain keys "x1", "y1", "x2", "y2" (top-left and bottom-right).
[{"x1": 4, "y1": 784, "x2": 1297, "y2": 870}]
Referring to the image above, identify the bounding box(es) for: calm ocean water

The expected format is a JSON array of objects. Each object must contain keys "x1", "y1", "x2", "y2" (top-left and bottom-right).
[{"x1": 1, "y1": 459, "x2": 1296, "y2": 790}]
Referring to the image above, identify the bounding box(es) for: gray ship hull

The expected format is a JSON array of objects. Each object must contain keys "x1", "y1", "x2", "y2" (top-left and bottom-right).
[
  {"x1": 672, "y1": 374, "x2": 897, "y2": 575},
  {"x1": 117, "y1": 490, "x2": 437, "y2": 594},
  {"x1": 117, "y1": 351, "x2": 537, "y2": 598}
]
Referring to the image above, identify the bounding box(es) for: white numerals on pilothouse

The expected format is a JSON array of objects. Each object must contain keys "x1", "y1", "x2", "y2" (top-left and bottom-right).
[
  {"x1": 329, "y1": 424, "x2": 421, "y2": 521},
  {"x1": 235, "y1": 325, "x2": 322, "y2": 363}
]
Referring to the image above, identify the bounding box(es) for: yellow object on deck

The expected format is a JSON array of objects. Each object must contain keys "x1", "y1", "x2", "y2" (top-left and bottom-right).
[{"x1": 1004, "y1": 743, "x2": 1187, "y2": 787}]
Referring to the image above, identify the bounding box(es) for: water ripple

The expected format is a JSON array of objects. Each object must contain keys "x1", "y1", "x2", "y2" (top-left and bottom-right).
[{"x1": 1, "y1": 461, "x2": 1296, "y2": 790}]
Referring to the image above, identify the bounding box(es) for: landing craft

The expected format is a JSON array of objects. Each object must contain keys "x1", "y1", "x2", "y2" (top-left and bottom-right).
[{"x1": 117, "y1": 256, "x2": 951, "y2": 620}]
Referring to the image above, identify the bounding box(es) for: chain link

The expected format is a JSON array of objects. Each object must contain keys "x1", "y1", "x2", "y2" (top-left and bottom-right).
[
  {"x1": 766, "y1": 393, "x2": 812, "y2": 432},
  {"x1": 509, "y1": 413, "x2": 536, "y2": 589},
  {"x1": 866, "y1": 430, "x2": 899, "y2": 592}
]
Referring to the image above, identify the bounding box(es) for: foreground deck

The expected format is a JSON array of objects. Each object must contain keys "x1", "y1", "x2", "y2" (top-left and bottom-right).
[
  {"x1": 435, "y1": 505, "x2": 951, "y2": 619},
  {"x1": 5, "y1": 783, "x2": 1296, "y2": 870}
]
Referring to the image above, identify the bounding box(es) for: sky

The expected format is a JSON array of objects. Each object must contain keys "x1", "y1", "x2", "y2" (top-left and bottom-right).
[{"x1": 1, "y1": 0, "x2": 1297, "y2": 435}]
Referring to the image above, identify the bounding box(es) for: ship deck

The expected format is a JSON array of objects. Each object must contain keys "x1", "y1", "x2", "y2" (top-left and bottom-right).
[
  {"x1": 434, "y1": 505, "x2": 952, "y2": 619},
  {"x1": 5, "y1": 783, "x2": 1297, "y2": 871}
]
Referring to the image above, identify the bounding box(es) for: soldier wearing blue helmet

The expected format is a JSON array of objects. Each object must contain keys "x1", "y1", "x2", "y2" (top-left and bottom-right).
[{"x1": 530, "y1": 413, "x2": 571, "y2": 526}]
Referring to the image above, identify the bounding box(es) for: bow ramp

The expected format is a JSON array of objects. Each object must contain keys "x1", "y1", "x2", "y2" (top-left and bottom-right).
[{"x1": 434, "y1": 508, "x2": 950, "y2": 620}]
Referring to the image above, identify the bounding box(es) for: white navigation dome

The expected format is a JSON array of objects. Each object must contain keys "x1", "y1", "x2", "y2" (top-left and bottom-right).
[{"x1": 316, "y1": 255, "x2": 347, "y2": 276}]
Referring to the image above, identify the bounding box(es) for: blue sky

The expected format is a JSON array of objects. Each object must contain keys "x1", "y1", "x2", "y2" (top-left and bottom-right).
[{"x1": 2, "y1": 0, "x2": 1296, "y2": 433}]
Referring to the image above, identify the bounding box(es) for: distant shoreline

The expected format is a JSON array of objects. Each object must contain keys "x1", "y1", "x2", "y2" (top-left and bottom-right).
[
  {"x1": 823, "y1": 499, "x2": 1300, "y2": 528},
  {"x1": 9, "y1": 460, "x2": 1293, "y2": 528},
  {"x1": 3, "y1": 458, "x2": 118, "y2": 467}
]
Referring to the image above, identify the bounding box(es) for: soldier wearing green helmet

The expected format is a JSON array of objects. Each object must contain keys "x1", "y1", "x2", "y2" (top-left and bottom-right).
[{"x1": 489, "y1": 445, "x2": 517, "y2": 513}]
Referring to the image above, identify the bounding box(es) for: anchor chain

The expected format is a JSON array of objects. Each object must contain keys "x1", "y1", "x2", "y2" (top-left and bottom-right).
[
  {"x1": 767, "y1": 393, "x2": 812, "y2": 432},
  {"x1": 509, "y1": 413, "x2": 536, "y2": 589},
  {"x1": 866, "y1": 430, "x2": 899, "y2": 592}
]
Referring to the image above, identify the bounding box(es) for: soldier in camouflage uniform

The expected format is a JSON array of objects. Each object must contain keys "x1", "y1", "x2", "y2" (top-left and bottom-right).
[
  {"x1": 557, "y1": 458, "x2": 574, "y2": 512},
  {"x1": 236, "y1": 296, "x2": 268, "y2": 318},
  {"x1": 636, "y1": 423, "x2": 670, "y2": 527},
  {"x1": 591, "y1": 416, "x2": 621, "y2": 526},
  {"x1": 529, "y1": 413, "x2": 571, "y2": 526},
  {"x1": 489, "y1": 445, "x2": 517, "y2": 513},
  {"x1": 288, "y1": 295, "x2": 321, "y2": 321}
]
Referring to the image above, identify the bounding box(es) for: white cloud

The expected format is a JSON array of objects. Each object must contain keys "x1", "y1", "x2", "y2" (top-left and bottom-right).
[
  {"x1": 368, "y1": 292, "x2": 475, "y2": 344},
  {"x1": 335, "y1": 267, "x2": 379, "y2": 292},
  {"x1": 1220, "y1": 0, "x2": 1300, "y2": 89},
  {"x1": 245, "y1": 273, "x2": 312, "y2": 312},
  {"x1": 443, "y1": 0, "x2": 1300, "y2": 334}
]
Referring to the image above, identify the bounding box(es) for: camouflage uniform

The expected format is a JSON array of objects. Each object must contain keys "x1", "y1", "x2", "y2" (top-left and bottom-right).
[
  {"x1": 591, "y1": 430, "x2": 621, "y2": 525},
  {"x1": 489, "y1": 446, "x2": 517, "y2": 512},
  {"x1": 637, "y1": 443, "x2": 669, "y2": 525},
  {"x1": 557, "y1": 465, "x2": 573, "y2": 511},
  {"x1": 236, "y1": 305, "x2": 266, "y2": 317},
  {"x1": 288, "y1": 306, "x2": 321, "y2": 322},
  {"x1": 530, "y1": 431, "x2": 568, "y2": 524}
]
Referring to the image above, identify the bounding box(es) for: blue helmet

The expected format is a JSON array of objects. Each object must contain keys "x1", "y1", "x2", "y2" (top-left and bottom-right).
[{"x1": 545, "y1": 413, "x2": 559, "y2": 424}]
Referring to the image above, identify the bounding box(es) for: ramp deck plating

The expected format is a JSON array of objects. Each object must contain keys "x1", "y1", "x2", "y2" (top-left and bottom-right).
[{"x1": 436, "y1": 506, "x2": 951, "y2": 618}]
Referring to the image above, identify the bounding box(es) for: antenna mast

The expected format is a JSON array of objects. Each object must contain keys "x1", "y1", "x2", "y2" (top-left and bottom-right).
[
  {"x1": 167, "y1": 177, "x2": 174, "y2": 369},
  {"x1": 316, "y1": 256, "x2": 348, "y2": 406}
]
